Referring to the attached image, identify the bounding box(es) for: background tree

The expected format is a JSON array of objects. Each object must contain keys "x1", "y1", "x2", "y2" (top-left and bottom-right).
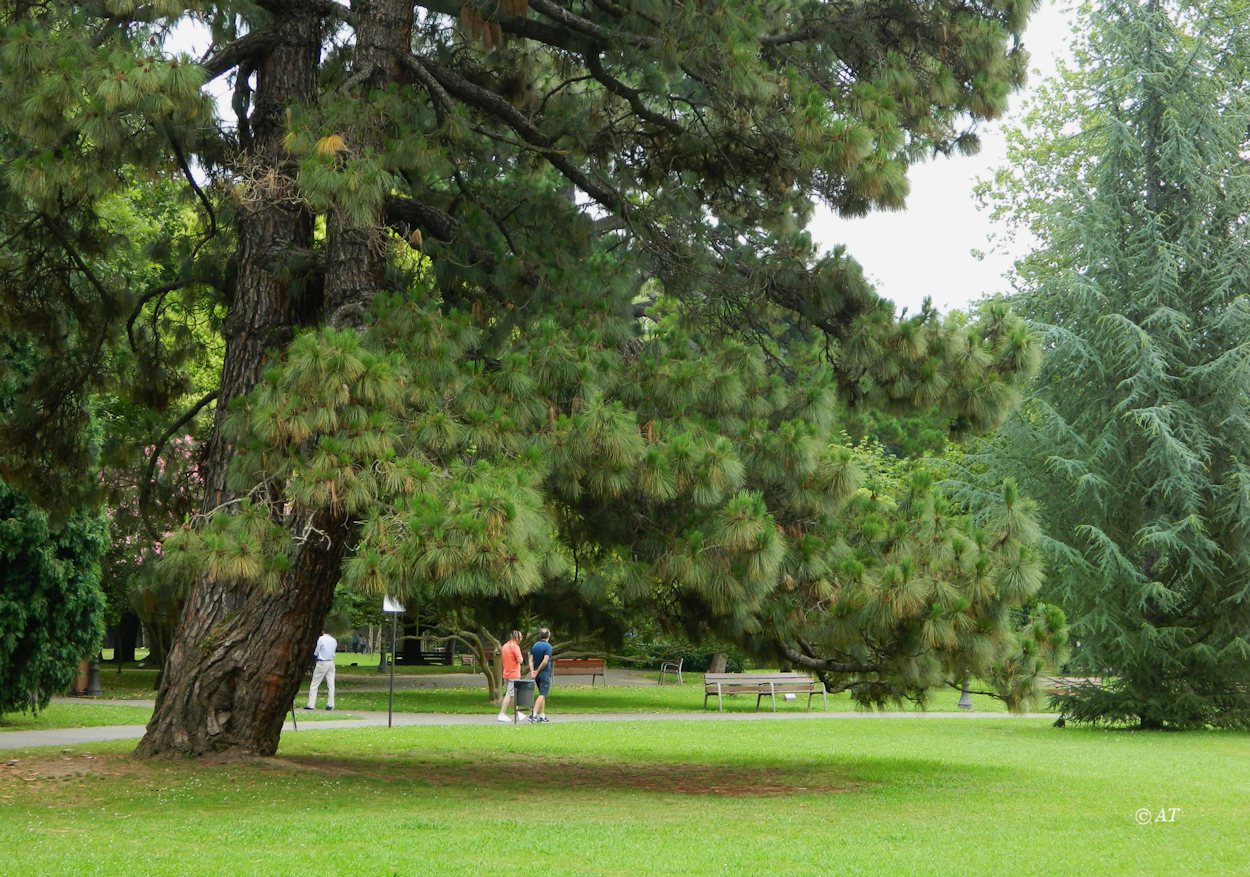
[
  {"x1": 105, "y1": 432, "x2": 205, "y2": 682},
  {"x1": 85, "y1": 178, "x2": 220, "y2": 672},
  {"x1": 961, "y1": 0, "x2": 1250, "y2": 728},
  {"x1": 0, "y1": 478, "x2": 108, "y2": 713},
  {"x1": 1, "y1": 0, "x2": 1044, "y2": 756},
  {"x1": 0, "y1": 339, "x2": 108, "y2": 713},
  {"x1": 842, "y1": 409, "x2": 953, "y2": 459}
]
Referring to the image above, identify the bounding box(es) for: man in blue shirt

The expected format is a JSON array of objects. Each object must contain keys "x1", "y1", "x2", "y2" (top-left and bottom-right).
[{"x1": 528, "y1": 628, "x2": 554, "y2": 723}]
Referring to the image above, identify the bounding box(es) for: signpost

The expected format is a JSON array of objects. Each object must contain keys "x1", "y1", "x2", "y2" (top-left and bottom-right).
[{"x1": 382, "y1": 597, "x2": 405, "y2": 728}]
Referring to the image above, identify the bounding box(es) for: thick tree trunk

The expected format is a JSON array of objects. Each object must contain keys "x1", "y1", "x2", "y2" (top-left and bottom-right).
[
  {"x1": 111, "y1": 611, "x2": 140, "y2": 664},
  {"x1": 137, "y1": 603, "x2": 177, "y2": 684},
  {"x1": 708, "y1": 652, "x2": 728, "y2": 674},
  {"x1": 401, "y1": 617, "x2": 425, "y2": 665},
  {"x1": 484, "y1": 660, "x2": 501, "y2": 704},
  {"x1": 136, "y1": 8, "x2": 324, "y2": 758},
  {"x1": 322, "y1": 0, "x2": 412, "y2": 327},
  {"x1": 137, "y1": 0, "x2": 420, "y2": 758},
  {"x1": 136, "y1": 509, "x2": 349, "y2": 757}
]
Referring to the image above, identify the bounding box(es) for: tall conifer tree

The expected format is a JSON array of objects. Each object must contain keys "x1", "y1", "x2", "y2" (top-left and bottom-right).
[{"x1": 965, "y1": 0, "x2": 1250, "y2": 728}]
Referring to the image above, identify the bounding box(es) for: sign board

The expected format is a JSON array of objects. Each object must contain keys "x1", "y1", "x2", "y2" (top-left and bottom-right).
[{"x1": 382, "y1": 596, "x2": 405, "y2": 614}]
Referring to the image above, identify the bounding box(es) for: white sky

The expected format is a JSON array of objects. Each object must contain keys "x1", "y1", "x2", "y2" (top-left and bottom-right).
[{"x1": 809, "y1": 1, "x2": 1077, "y2": 315}]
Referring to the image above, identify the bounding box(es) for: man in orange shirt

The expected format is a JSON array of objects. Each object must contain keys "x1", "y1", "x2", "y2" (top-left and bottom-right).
[{"x1": 496, "y1": 629, "x2": 526, "y2": 722}]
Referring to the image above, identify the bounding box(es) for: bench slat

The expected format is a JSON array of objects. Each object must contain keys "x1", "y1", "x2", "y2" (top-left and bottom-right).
[{"x1": 551, "y1": 658, "x2": 606, "y2": 686}]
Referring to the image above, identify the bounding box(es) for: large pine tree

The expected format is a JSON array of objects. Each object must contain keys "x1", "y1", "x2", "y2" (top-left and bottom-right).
[
  {"x1": 1, "y1": 0, "x2": 1045, "y2": 755},
  {"x1": 965, "y1": 0, "x2": 1250, "y2": 728}
]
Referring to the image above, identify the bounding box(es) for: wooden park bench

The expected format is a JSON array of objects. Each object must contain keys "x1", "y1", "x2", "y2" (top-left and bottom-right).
[
  {"x1": 703, "y1": 672, "x2": 827, "y2": 712},
  {"x1": 554, "y1": 657, "x2": 606, "y2": 686},
  {"x1": 458, "y1": 648, "x2": 496, "y2": 672}
]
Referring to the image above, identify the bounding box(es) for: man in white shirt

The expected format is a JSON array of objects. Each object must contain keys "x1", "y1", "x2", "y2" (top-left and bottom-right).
[{"x1": 305, "y1": 629, "x2": 338, "y2": 711}]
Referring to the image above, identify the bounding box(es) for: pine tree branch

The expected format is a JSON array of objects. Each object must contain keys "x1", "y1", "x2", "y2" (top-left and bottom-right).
[
  {"x1": 411, "y1": 56, "x2": 626, "y2": 215},
  {"x1": 392, "y1": 61, "x2": 522, "y2": 253},
  {"x1": 201, "y1": 3, "x2": 352, "y2": 81},
  {"x1": 811, "y1": 670, "x2": 857, "y2": 694},
  {"x1": 383, "y1": 194, "x2": 459, "y2": 243},
  {"x1": 258, "y1": 0, "x2": 354, "y2": 22},
  {"x1": 404, "y1": 53, "x2": 453, "y2": 122},
  {"x1": 162, "y1": 122, "x2": 217, "y2": 258},
  {"x1": 527, "y1": 0, "x2": 655, "y2": 49},
  {"x1": 126, "y1": 282, "x2": 187, "y2": 352},
  {"x1": 232, "y1": 57, "x2": 257, "y2": 148},
  {"x1": 587, "y1": 0, "x2": 632, "y2": 21},
  {"x1": 203, "y1": 30, "x2": 281, "y2": 82},
  {"x1": 779, "y1": 640, "x2": 876, "y2": 674},
  {"x1": 138, "y1": 390, "x2": 218, "y2": 537},
  {"x1": 38, "y1": 214, "x2": 118, "y2": 312},
  {"x1": 630, "y1": 294, "x2": 657, "y2": 319},
  {"x1": 583, "y1": 52, "x2": 682, "y2": 134},
  {"x1": 761, "y1": 25, "x2": 828, "y2": 47},
  {"x1": 416, "y1": 0, "x2": 599, "y2": 53},
  {"x1": 944, "y1": 679, "x2": 1006, "y2": 701}
]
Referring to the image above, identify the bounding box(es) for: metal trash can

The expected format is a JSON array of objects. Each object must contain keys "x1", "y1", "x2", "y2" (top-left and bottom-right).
[{"x1": 512, "y1": 679, "x2": 536, "y2": 722}]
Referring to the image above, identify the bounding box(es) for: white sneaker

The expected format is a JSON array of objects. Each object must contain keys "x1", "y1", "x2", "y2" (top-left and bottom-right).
[{"x1": 497, "y1": 714, "x2": 511, "y2": 723}]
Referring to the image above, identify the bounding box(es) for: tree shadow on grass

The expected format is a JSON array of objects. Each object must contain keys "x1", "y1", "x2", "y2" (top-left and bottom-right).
[
  {"x1": 255, "y1": 751, "x2": 1008, "y2": 799},
  {"x1": 1, "y1": 749, "x2": 1013, "y2": 805}
]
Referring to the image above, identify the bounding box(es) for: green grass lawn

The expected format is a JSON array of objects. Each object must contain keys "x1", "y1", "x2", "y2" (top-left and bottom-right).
[
  {"x1": 0, "y1": 704, "x2": 154, "y2": 731},
  {"x1": 98, "y1": 648, "x2": 151, "y2": 664},
  {"x1": 75, "y1": 666, "x2": 162, "y2": 699},
  {"x1": 1, "y1": 718, "x2": 1244, "y2": 876}
]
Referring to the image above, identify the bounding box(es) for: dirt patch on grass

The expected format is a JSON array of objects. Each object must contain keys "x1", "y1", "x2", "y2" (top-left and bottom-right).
[
  {"x1": 0, "y1": 753, "x2": 137, "y2": 782},
  {"x1": 1, "y1": 752, "x2": 857, "y2": 800},
  {"x1": 267, "y1": 754, "x2": 856, "y2": 797}
]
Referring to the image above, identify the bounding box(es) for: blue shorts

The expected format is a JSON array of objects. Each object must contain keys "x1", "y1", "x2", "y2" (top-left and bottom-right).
[{"x1": 535, "y1": 674, "x2": 552, "y2": 696}]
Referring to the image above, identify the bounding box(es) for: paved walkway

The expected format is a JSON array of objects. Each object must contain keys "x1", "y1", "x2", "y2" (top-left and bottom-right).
[
  {"x1": 331, "y1": 666, "x2": 660, "y2": 690},
  {"x1": 0, "y1": 707, "x2": 1054, "y2": 752}
]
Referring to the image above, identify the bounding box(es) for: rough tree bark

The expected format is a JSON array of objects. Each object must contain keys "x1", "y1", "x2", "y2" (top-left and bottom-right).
[
  {"x1": 136, "y1": 509, "x2": 349, "y2": 756},
  {"x1": 138, "y1": 0, "x2": 416, "y2": 758},
  {"x1": 322, "y1": 0, "x2": 411, "y2": 327},
  {"x1": 136, "y1": 7, "x2": 329, "y2": 758}
]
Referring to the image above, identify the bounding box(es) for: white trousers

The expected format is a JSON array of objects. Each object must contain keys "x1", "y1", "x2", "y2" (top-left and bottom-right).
[{"x1": 308, "y1": 660, "x2": 335, "y2": 708}]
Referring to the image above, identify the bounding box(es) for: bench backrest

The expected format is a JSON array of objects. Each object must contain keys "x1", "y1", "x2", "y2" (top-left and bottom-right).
[
  {"x1": 705, "y1": 672, "x2": 815, "y2": 684},
  {"x1": 554, "y1": 658, "x2": 605, "y2": 671}
]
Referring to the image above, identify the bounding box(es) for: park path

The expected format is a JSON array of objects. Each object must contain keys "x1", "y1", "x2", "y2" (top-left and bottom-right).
[{"x1": 0, "y1": 707, "x2": 1055, "y2": 751}]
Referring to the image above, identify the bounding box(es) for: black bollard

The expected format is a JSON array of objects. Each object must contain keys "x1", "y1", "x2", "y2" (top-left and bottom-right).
[{"x1": 86, "y1": 656, "x2": 104, "y2": 697}]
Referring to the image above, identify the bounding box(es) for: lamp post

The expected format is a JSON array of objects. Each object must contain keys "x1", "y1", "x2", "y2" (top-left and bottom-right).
[{"x1": 382, "y1": 597, "x2": 405, "y2": 728}]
